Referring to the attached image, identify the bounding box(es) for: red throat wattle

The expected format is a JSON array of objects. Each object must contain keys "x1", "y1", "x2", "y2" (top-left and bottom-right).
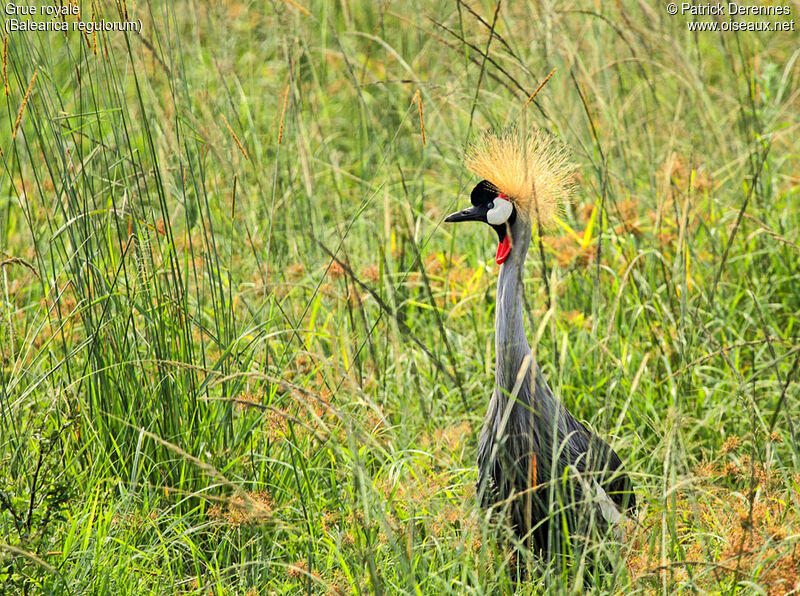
[{"x1": 495, "y1": 236, "x2": 511, "y2": 265}]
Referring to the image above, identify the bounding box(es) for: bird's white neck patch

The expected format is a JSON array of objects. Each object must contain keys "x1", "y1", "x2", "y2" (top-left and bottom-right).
[{"x1": 486, "y1": 197, "x2": 513, "y2": 225}]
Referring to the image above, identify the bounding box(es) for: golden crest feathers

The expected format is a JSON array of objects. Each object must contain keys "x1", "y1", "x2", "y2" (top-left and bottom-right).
[{"x1": 465, "y1": 129, "x2": 573, "y2": 228}]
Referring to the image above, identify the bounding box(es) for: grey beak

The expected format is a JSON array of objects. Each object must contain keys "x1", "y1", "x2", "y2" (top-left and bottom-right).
[{"x1": 445, "y1": 205, "x2": 485, "y2": 223}]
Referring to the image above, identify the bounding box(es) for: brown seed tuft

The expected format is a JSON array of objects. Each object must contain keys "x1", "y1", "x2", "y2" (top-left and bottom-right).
[
  {"x1": 12, "y1": 70, "x2": 37, "y2": 140},
  {"x1": 362, "y1": 264, "x2": 380, "y2": 283},
  {"x1": 285, "y1": 262, "x2": 305, "y2": 280},
  {"x1": 207, "y1": 490, "x2": 273, "y2": 527},
  {"x1": 2, "y1": 35, "x2": 7, "y2": 96},
  {"x1": 721, "y1": 435, "x2": 741, "y2": 454},
  {"x1": 524, "y1": 67, "x2": 556, "y2": 106},
  {"x1": 221, "y1": 113, "x2": 249, "y2": 160},
  {"x1": 327, "y1": 260, "x2": 344, "y2": 279},
  {"x1": 413, "y1": 89, "x2": 426, "y2": 146},
  {"x1": 278, "y1": 84, "x2": 290, "y2": 144},
  {"x1": 235, "y1": 393, "x2": 261, "y2": 411}
]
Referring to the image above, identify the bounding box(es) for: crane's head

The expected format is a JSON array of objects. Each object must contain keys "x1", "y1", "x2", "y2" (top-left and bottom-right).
[
  {"x1": 445, "y1": 180, "x2": 517, "y2": 265},
  {"x1": 445, "y1": 129, "x2": 573, "y2": 265}
]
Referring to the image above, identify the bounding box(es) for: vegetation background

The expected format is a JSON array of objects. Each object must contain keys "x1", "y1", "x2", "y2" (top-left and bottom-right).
[{"x1": 1, "y1": 0, "x2": 799, "y2": 593}]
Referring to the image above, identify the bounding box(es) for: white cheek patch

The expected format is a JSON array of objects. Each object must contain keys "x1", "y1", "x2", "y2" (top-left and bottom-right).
[{"x1": 486, "y1": 197, "x2": 513, "y2": 225}]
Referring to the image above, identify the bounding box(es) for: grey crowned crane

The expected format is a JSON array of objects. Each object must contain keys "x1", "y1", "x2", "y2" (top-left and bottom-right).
[{"x1": 445, "y1": 130, "x2": 635, "y2": 565}]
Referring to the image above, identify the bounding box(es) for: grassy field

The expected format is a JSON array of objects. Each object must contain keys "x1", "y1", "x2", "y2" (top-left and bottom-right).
[{"x1": 2, "y1": 1, "x2": 799, "y2": 593}]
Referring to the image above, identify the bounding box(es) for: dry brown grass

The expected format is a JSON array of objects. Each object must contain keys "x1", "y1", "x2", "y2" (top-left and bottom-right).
[
  {"x1": 628, "y1": 454, "x2": 800, "y2": 594},
  {"x1": 543, "y1": 234, "x2": 596, "y2": 267},
  {"x1": 207, "y1": 490, "x2": 273, "y2": 527},
  {"x1": 327, "y1": 260, "x2": 345, "y2": 279},
  {"x1": 419, "y1": 421, "x2": 472, "y2": 459}
]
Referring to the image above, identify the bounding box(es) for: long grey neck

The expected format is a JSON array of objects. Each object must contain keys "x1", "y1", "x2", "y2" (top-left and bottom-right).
[{"x1": 494, "y1": 220, "x2": 533, "y2": 397}]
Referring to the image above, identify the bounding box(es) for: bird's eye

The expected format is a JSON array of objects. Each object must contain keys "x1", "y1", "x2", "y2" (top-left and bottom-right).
[{"x1": 486, "y1": 197, "x2": 513, "y2": 225}]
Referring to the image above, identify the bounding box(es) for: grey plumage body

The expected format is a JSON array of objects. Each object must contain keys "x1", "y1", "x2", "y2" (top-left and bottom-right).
[{"x1": 475, "y1": 216, "x2": 634, "y2": 555}]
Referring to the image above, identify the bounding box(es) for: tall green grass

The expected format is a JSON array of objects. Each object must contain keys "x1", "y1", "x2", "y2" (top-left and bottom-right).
[{"x1": 2, "y1": 1, "x2": 799, "y2": 593}]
